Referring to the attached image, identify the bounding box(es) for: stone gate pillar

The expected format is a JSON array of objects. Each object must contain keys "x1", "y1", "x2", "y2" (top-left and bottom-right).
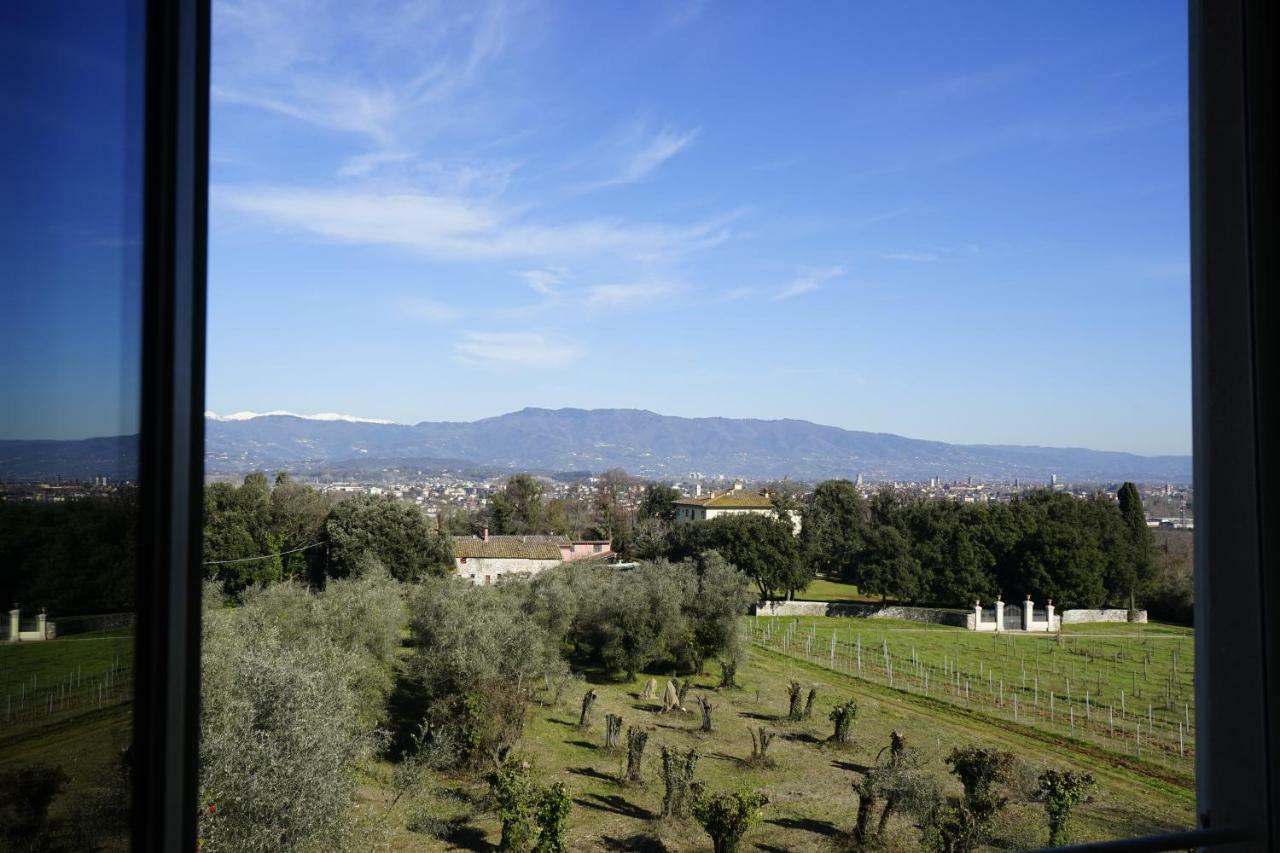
[
  {"x1": 1024, "y1": 595, "x2": 1034, "y2": 631},
  {"x1": 1046, "y1": 599, "x2": 1056, "y2": 631},
  {"x1": 973, "y1": 600, "x2": 983, "y2": 630},
  {"x1": 8, "y1": 605, "x2": 18, "y2": 642},
  {"x1": 36, "y1": 609, "x2": 47, "y2": 640},
  {"x1": 995, "y1": 594, "x2": 1005, "y2": 632}
]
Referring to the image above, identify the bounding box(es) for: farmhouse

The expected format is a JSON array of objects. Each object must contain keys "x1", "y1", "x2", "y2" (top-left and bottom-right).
[
  {"x1": 451, "y1": 530, "x2": 613, "y2": 585},
  {"x1": 673, "y1": 483, "x2": 801, "y2": 533}
]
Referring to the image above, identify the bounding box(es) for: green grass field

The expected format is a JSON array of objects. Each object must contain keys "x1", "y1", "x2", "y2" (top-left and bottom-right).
[
  {"x1": 355, "y1": 618, "x2": 1195, "y2": 851},
  {"x1": 0, "y1": 619, "x2": 1197, "y2": 851},
  {"x1": 752, "y1": 615, "x2": 1195, "y2": 779},
  {"x1": 797, "y1": 577, "x2": 878, "y2": 603}
]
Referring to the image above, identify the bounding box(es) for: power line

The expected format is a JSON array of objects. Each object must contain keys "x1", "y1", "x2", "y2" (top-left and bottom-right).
[{"x1": 202, "y1": 541, "x2": 325, "y2": 566}]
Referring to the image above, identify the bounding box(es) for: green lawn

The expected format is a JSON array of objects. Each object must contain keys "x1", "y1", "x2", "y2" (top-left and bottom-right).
[
  {"x1": 360, "y1": 626, "x2": 1194, "y2": 851},
  {"x1": 798, "y1": 577, "x2": 878, "y2": 603},
  {"x1": 752, "y1": 615, "x2": 1195, "y2": 780},
  {"x1": 0, "y1": 634, "x2": 134, "y2": 850}
]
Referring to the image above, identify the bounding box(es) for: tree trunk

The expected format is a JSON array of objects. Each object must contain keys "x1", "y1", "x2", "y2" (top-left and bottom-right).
[
  {"x1": 697, "y1": 696, "x2": 714, "y2": 732},
  {"x1": 852, "y1": 785, "x2": 878, "y2": 846},
  {"x1": 625, "y1": 727, "x2": 649, "y2": 783},
  {"x1": 803, "y1": 688, "x2": 817, "y2": 720},
  {"x1": 578, "y1": 689, "x2": 598, "y2": 729},
  {"x1": 787, "y1": 681, "x2": 803, "y2": 721},
  {"x1": 604, "y1": 714, "x2": 622, "y2": 750},
  {"x1": 720, "y1": 659, "x2": 737, "y2": 689},
  {"x1": 876, "y1": 795, "x2": 898, "y2": 839}
]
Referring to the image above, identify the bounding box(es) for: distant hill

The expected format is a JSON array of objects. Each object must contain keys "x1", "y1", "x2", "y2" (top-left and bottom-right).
[
  {"x1": 199, "y1": 407, "x2": 1189, "y2": 483},
  {"x1": 0, "y1": 408, "x2": 1192, "y2": 483}
]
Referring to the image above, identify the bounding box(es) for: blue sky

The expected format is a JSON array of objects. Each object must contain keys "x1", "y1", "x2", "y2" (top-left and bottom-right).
[
  {"x1": 205, "y1": 1, "x2": 1190, "y2": 455},
  {"x1": 1, "y1": 1, "x2": 143, "y2": 443}
]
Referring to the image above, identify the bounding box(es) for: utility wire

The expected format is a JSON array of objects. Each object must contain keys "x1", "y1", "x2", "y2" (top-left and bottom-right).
[{"x1": 202, "y1": 541, "x2": 326, "y2": 566}]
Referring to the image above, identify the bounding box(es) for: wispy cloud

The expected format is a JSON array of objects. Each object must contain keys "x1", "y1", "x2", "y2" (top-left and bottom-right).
[
  {"x1": 579, "y1": 123, "x2": 700, "y2": 191},
  {"x1": 587, "y1": 283, "x2": 674, "y2": 307},
  {"x1": 453, "y1": 331, "x2": 579, "y2": 368},
  {"x1": 520, "y1": 268, "x2": 565, "y2": 295},
  {"x1": 881, "y1": 251, "x2": 939, "y2": 263},
  {"x1": 614, "y1": 127, "x2": 699, "y2": 185},
  {"x1": 216, "y1": 185, "x2": 736, "y2": 261},
  {"x1": 399, "y1": 297, "x2": 460, "y2": 322},
  {"x1": 213, "y1": 0, "x2": 528, "y2": 172},
  {"x1": 775, "y1": 266, "x2": 844, "y2": 300}
]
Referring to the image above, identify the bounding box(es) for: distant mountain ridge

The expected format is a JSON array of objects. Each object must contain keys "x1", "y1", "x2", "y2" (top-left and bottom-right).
[
  {"x1": 1, "y1": 408, "x2": 1191, "y2": 482},
  {"x1": 200, "y1": 407, "x2": 1189, "y2": 482}
]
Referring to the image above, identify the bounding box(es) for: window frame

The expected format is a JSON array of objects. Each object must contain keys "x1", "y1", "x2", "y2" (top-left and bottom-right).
[{"x1": 132, "y1": 0, "x2": 209, "y2": 850}]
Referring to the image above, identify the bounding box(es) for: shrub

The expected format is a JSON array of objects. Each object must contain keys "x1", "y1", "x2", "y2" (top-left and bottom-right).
[
  {"x1": 660, "y1": 747, "x2": 700, "y2": 819},
  {"x1": 691, "y1": 788, "x2": 769, "y2": 853},
  {"x1": 198, "y1": 613, "x2": 368, "y2": 852},
  {"x1": 1037, "y1": 769, "x2": 1095, "y2": 847},
  {"x1": 944, "y1": 745, "x2": 1015, "y2": 836},
  {"x1": 0, "y1": 766, "x2": 68, "y2": 846},
  {"x1": 829, "y1": 699, "x2": 858, "y2": 745},
  {"x1": 408, "y1": 578, "x2": 567, "y2": 770},
  {"x1": 534, "y1": 782, "x2": 572, "y2": 853}
]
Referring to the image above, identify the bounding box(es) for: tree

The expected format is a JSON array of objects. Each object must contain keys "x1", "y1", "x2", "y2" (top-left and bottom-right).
[
  {"x1": 269, "y1": 473, "x2": 330, "y2": 580},
  {"x1": 695, "y1": 514, "x2": 806, "y2": 600},
  {"x1": 800, "y1": 480, "x2": 868, "y2": 581},
  {"x1": 489, "y1": 475, "x2": 546, "y2": 535},
  {"x1": 857, "y1": 525, "x2": 923, "y2": 603},
  {"x1": 683, "y1": 552, "x2": 755, "y2": 674},
  {"x1": 639, "y1": 483, "x2": 680, "y2": 522},
  {"x1": 325, "y1": 494, "x2": 452, "y2": 581},
  {"x1": 1116, "y1": 482, "x2": 1154, "y2": 607}
]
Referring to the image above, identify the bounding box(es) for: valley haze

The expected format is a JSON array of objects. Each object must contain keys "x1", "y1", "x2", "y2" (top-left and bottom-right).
[{"x1": 0, "y1": 408, "x2": 1191, "y2": 482}]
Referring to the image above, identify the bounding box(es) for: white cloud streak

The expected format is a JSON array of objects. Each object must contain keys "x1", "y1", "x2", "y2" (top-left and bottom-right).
[
  {"x1": 775, "y1": 266, "x2": 845, "y2": 300},
  {"x1": 453, "y1": 331, "x2": 579, "y2": 368},
  {"x1": 215, "y1": 185, "x2": 735, "y2": 262},
  {"x1": 587, "y1": 283, "x2": 674, "y2": 307}
]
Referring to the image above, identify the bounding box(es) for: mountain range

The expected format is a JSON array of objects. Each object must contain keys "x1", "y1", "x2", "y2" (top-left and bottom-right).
[{"x1": 0, "y1": 408, "x2": 1189, "y2": 483}]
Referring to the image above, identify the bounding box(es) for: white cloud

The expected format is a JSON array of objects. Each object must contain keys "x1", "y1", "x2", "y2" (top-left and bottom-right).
[
  {"x1": 215, "y1": 185, "x2": 735, "y2": 261},
  {"x1": 614, "y1": 127, "x2": 699, "y2": 185},
  {"x1": 520, "y1": 268, "x2": 565, "y2": 295},
  {"x1": 882, "y1": 251, "x2": 939, "y2": 262},
  {"x1": 587, "y1": 283, "x2": 674, "y2": 307},
  {"x1": 580, "y1": 123, "x2": 700, "y2": 191},
  {"x1": 453, "y1": 331, "x2": 579, "y2": 368},
  {"x1": 400, "y1": 298, "x2": 460, "y2": 322},
  {"x1": 775, "y1": 266, "x2": 844, "y2": 300},
  {"x1": 213, "y1": 0, "x2": 527, "y2": 168}
]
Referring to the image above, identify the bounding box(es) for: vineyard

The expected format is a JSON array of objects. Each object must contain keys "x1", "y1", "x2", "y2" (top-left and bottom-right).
[{"x1": 752, "y1": 614, "x2": 1195, "y2": 779}]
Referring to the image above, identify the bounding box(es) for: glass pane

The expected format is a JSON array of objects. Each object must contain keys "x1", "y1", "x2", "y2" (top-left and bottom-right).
[
  {"x1": 0, "y1": 1, "x2": 143, "y2": 849},
  {"x1": 204, "y1": 3, "x2": 1191, "y2": 850}
]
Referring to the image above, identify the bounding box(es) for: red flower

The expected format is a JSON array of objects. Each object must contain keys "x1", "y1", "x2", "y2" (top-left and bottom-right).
[{"x1": 207, "y1": 805, "x2": 217, "y2": 813}]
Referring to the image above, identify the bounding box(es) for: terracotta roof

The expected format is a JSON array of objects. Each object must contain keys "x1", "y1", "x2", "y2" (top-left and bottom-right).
[
  {"x1": 451, "y1": 535, "x2": 565, "y2": 560},
  {"x1": 673, "y1": 490, "x2": 775, "y2": 509}
]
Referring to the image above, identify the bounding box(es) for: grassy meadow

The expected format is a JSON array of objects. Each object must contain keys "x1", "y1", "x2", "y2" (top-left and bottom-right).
[
  {"x1": 352, "y1": 618, "x2": 1194, "y2": 851},
  {"x1": 0, "y1": 615, "x2": 1196, "y2": 851}
]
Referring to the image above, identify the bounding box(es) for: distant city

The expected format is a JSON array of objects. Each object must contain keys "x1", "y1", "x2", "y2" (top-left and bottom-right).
[{"x1": 0, "y1": 471, "x2": 1193, "y2": 531}]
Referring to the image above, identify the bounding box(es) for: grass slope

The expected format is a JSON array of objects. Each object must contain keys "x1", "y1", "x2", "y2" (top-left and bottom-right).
[{"x1": 364, "y1": 624, "x2": 1194, "y2": 851}]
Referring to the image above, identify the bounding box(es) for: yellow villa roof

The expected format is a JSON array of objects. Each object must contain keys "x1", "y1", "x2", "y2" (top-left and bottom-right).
[{"x1": 673, "y1": 491, "x2": 775, "y2": 509}]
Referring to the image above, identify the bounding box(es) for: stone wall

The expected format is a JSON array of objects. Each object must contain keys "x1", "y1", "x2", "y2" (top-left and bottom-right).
[
  {"x1": 1060, "y1": 608, "x2": 1149, "y2": 624},
  {"x1": 457, "y1": 557, "x2": 562, "y2": 585},
  {"x1": 755, "y1": 600, "x2": 970, "y2": 628}
]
